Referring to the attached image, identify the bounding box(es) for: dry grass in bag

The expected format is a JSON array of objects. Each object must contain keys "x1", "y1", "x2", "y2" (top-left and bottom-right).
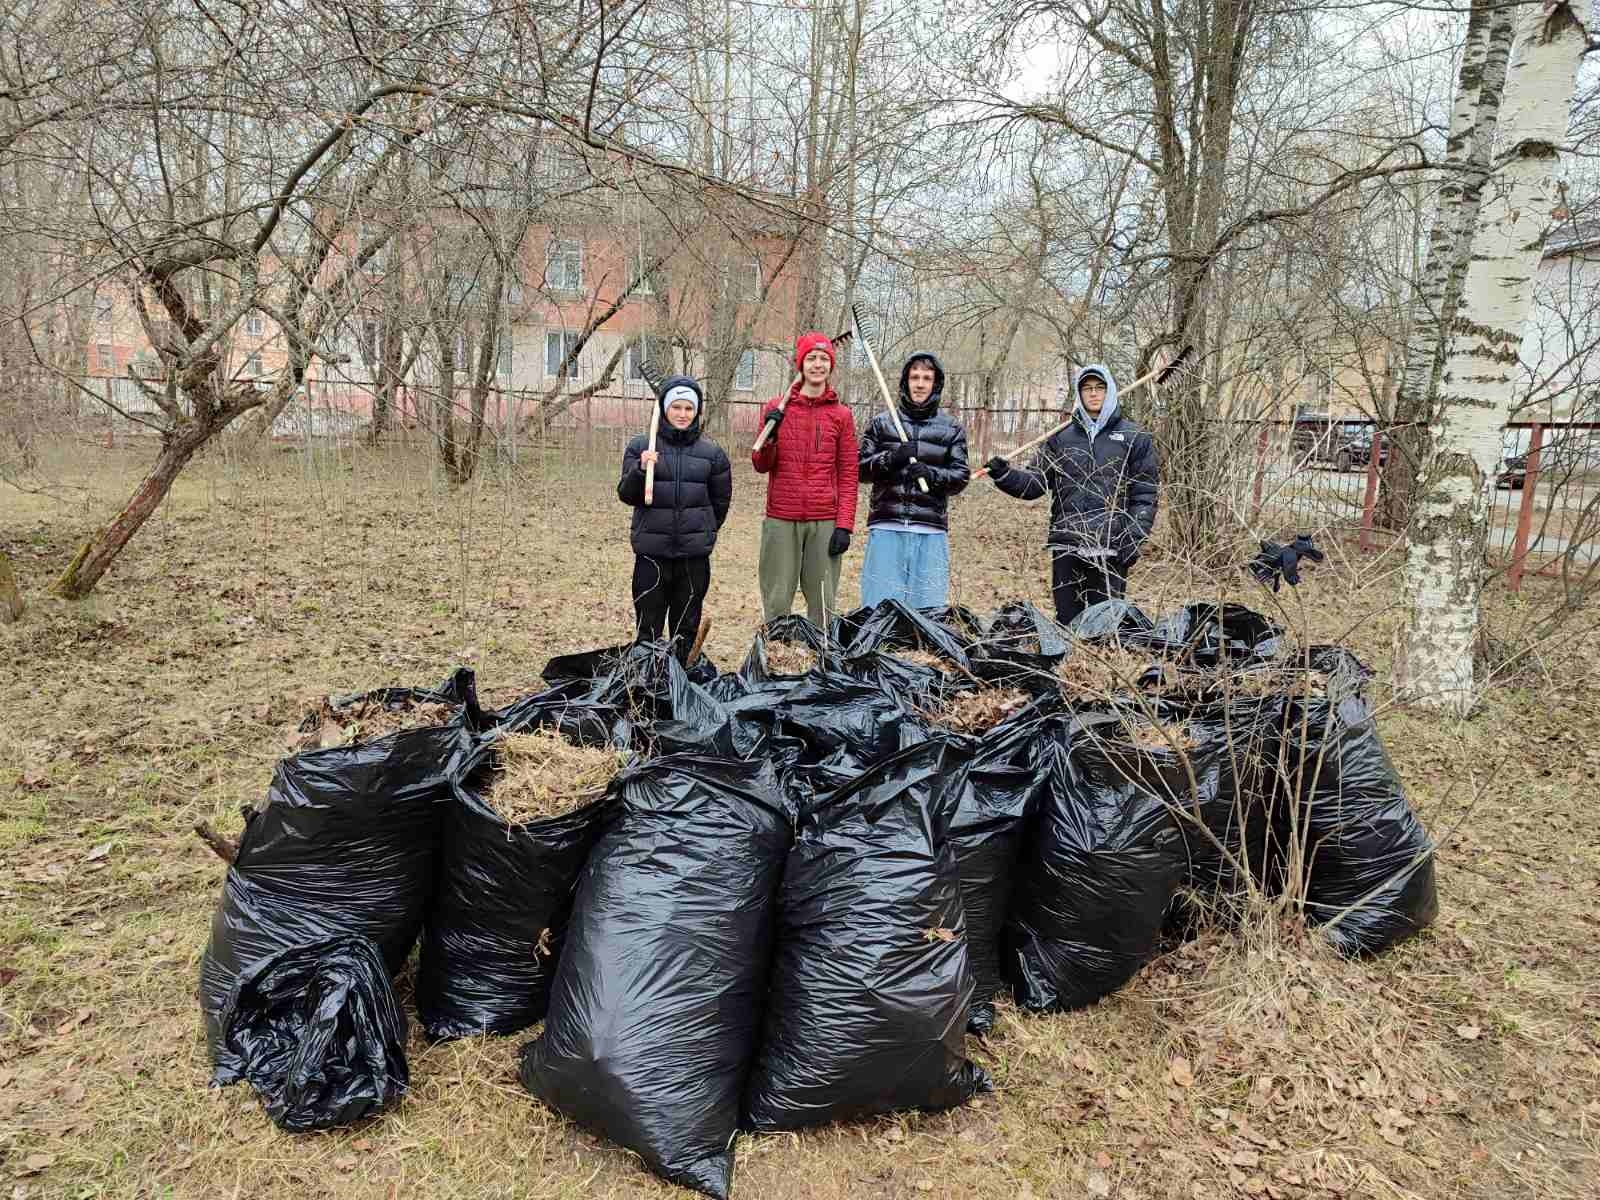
[
  {"x1": 482, "y1": 729, "x2": 627, "y2": 826},
  {"x1": 891, "y1": 648, "x2": 955, "y2": 673},
  {"x1": 290, "y1": 698, "x2": 457, "y2": 751},
  {"x1": 1117, "y1": 718, "x2": 1203, "y2": 754},
  {"x1": 922, "y1": 686, "x2": 1031, "y2": 734},
  {"x1": 763, "y1": 640, "x2": 819, "y2": 674},
  {"x1": 1056, "y1": 646, "x2": 1166, "y2": 700}
]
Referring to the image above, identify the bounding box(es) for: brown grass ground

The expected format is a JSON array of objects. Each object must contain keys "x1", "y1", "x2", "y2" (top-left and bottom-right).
[{"x1": 2, "y1": 438, "x2": 1597, "y2": 1200}]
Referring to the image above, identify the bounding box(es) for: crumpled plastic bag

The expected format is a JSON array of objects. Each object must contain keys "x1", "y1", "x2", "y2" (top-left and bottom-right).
[{"x1": 211, "y1": 935, "x2": 408, "y2": 1132}]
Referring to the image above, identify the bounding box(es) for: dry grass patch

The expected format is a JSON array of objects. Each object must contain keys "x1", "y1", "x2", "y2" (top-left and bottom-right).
[
  {"x1": 763, "y1": 640, "x2": 818, "y2": 675},
  {"x1": 1116, "y1": 718, "x2": 1202, "y2": 753},
  {"x1": 483, "y1": 729, "x2": 626, "y2": 825}
]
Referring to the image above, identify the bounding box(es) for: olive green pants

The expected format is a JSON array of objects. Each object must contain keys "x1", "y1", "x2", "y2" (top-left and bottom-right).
[{"x1": 759, "y1": 518, "x2": 842, "y2": 630}]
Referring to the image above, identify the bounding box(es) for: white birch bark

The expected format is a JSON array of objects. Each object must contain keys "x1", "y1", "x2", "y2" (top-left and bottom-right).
[{"x1": 1399, "y1": 1, "x2": 1589, "y2": 713}]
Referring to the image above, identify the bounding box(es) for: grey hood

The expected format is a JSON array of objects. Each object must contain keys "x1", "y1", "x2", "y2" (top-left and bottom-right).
[{"x1": 1072, "y1": 364, "x2": 1119, "y2": 442}]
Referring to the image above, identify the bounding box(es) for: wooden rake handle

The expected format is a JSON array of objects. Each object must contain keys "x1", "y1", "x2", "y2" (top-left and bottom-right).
[{"x1": 644, "y1": 405, "x2": 661, "y2": 505}]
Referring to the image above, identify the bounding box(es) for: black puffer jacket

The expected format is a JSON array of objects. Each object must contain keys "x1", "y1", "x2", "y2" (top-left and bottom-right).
[
  {"x1": 992, "y1": 407, "x2": 1159, "y2": 564},
  {"x1": 618, "y1": 376, "x2": 733, "y2": 560},
  {"x1": 858, "y1": 352, "x2": 969, "y2": 532}
]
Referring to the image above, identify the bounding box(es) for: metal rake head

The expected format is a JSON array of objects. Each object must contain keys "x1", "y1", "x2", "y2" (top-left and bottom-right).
[
  {"x1": 638, "y1": 357, "x2": 668, "y2": 397},
  {"x1": 848, "y1": 303, "x2": 879, "y2": 352}
]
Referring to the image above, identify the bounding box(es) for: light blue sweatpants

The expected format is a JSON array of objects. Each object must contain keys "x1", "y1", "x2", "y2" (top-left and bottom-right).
[{"x1": 859, "y1": 527, "x2": 951, "y2": 610}]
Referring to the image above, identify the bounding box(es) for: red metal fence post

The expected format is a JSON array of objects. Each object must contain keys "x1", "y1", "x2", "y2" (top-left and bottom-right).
[
  {"x1": 1251, "y1": 424, "x2": 1269, "y2": 520},
  {"x1": 1508, "y1": 423, "x2": 1544, "y2": 593},
  {"x1": 1359, "y1": 432, "x2": 1383, "y2": 551}
]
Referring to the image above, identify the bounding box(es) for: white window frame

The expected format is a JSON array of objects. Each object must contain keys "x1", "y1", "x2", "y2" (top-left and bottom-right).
[
  {"x1": 496, "y1": 337, "x2": 513, "y2": 377},
  {"x1": 546, "y1": 239, "x2": 583, "y2": 293},
  {"x1": 628, "y1": 253, "x2": 657, "y2": 296},
  {"x1": 628, "y1": 335, "x2": 671, "y2": 382},
  {"x1": 95, "y1": 343, "x2": 114, "y2": 373},
  {"x1": 545, "y1": 330, "x2": 579, "y2": 380},
  {"x1": 735, "y1": 349, "x2": 756, "y2": 391},
  {"x1": 743, "y1": 257, "x2": 762, "y2": 302},
  {"x1": 243, "y1": 352, "x2": 263, "y2": 377},
  {"x1": 244, "y1": 311, "x2": 264, "y2": 337}
]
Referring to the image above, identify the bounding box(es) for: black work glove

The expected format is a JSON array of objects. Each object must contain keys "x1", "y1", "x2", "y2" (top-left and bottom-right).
[
  {"x1": 828, "y1": 528, "x2": 851, "y2": 557},
  {"x1": 763, "y1": 407, "x2": 785, "y2": 432},
  {"x1": 887, "y1": 440, "x2": 916, "y2": 467},
  {"x1": 1279, "y1": 535, "x2": 1324, "y2": 587},
  {"x1": 984, "y1": 456, "x2": 1009, "y2": 478},
  {"x1": 907, "y1": 461, "x2": 931, "y2": 487},
  {"x1": 1249, "y1": 540, "x2": 1288, "y2": 591}
]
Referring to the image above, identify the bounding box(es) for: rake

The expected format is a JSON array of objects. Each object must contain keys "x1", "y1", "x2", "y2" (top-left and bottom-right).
[
  {"x1": 971, "y1": 345, "x2": 1195, "y2": 480},
  {"x1": 849, "y1": 303, "x2": 928, "y2": 493}
]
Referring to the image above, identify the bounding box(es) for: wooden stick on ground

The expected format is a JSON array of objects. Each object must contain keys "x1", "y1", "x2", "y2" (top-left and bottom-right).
[
  {"x1": 686, "y1": 614, "x2": 713, "y2": 666},
  {"x1": 194, "y1": 820, "x2": 239, "y2": 865},
  {"x1": 971, "y1": 346, "x2": 1194, "y2": 479},
  {"x1": 751, "y1": 327, "x2": 855, "y2": 452}
]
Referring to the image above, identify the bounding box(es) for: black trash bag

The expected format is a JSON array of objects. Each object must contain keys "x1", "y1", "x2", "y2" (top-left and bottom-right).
[
  {"x1": 1274, "y1": 693, "x2": 1437, "y2": 956},
  {"x1": 1004, "y1": 713, "x2": 1188, "y2": 1011},
  {"x1": 921, "y1": 604, "x2": 988, "y2": 643},
  {"x1": 1151, "y1": 602, "x2": 1284, "y2": 669},
  {"x1": 743, "y1": 739, "x2": 991, "y2": 1132},
  {"x1": 944, "y1": 714, "x2": 1052, "y2": 1034},
  {"x1": 835, "y1": 598, "x2": 975, "y2": 671},
  {"x1": 489, "y1": 677, "x2": 626, "y2": 746},
  {"x1": 542, "y1": 641, "x2": 717, "y2": 685},
  {"x1": 415, "y1": 714, "x2": 622, "y2": 1040},
  {"x1": 1064, "y1": 598, "x2": 1158, "y2": 643},
  {"x1": 742, "y1": 614, "x2": 835, "y2": 682},
  {"x1": 211, "y1": 935, "x2": 408, "y2": 1133},
  {"x1": 1144, "y1": 700, "x2": 1277, "y2": 934},
  {"x1": 520, "y1": 755, "x2": 789, "y2": 1200},
  {"x1": 773, "y1": 671, "x2": 917, "y2": 768},
  {"x1": 982, "y1": 600, "x2": 1068, "y2": 658},
  {"x1": 199, "y1": 669, "x2": 480, "y2": 1062}
]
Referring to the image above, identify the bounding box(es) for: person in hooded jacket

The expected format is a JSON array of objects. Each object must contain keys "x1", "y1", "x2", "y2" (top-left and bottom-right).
[
  {"x1": 751, "y1": 331, "x2": 859, "y2": 628},
  {"x1": 984, "y1": 364, "x2": 1159, "y2": 626},
  {"x1": 857, "y1": 352, "x2": 969, "y2": 609},
  {"x1": 618, "y1": 375, "x2": 733, "y2": 662}
]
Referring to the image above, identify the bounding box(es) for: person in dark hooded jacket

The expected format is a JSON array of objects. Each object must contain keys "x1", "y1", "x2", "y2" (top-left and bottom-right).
[
  {"x1": 618, "y1": 375, "x2": 733, "y2": 661},
  {"x1": 984, "y1": 364, "x2": 1158, "y2": 626},
  {"x1": 857, "y1": 352, "x2": 968, "y2": 608}
]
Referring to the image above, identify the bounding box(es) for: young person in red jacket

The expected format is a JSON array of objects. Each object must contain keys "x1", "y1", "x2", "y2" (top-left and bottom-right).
[{"x1": 751, "y1": 331, "x2": 859, "y2": 628}]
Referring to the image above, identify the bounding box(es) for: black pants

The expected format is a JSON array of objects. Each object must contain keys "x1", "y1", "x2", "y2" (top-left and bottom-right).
[
  {"x1": 1051, "y1": 552, "x2": 1127, "y2": 627},
  {"x1": 632, "y1": 555, "x2": 710, "y2": 662}
]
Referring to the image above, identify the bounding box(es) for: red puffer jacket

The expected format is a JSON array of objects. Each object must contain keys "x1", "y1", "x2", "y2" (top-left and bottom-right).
[{"x1": 751, "y1": 383, "x2": 859, "y2": 529}]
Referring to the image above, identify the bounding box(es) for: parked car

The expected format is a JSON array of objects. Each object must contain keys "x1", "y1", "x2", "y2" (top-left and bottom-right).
[
  {"x1": 1331, "y1": 427, "x2": 1389, "y2": 472},
  {"x1": 1496, "y1": 453, "x2": 1527, "y2": 489}
]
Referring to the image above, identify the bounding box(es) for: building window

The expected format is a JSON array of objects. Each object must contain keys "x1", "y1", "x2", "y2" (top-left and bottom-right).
[
  {"x1": 735, "y1": 349, "x2": 756, "y2": 391},
  {"x1": 243, "y1": 352, "x2": 262, "y2": 377},
  {"x1": 628, "y1": 254, "x2": 659, "y2": 296},
  {"x1": 743, "y1": 258, "x2": 762, "y2": 301},
  {"x1": 545, "y1": 330, "x2": 579, "y2": 380},
  {"x1": 245, "y1": 311, "x2": 263, "y2": 337},
  {"x1": 497, "y1": 337, "x2": 512, "y2": 377},
  {"x1": 628, "y1": 335, "x2": 672, "y2": 382},
  {"x1": 95, "y1": 296, "x2": 113, "y2": 326},
  {"x1": 95, "y1": 343, "x2": 114, "y2": 373},
  {"x1": 359, "y1": 320, "x2": 379, "y2": 366},
  {"x1": 546, "y1": 239, "x2": 583, "y2": 293},
  {"x1": 538, "y1": 140, "x2": 581, "y2": 184}
]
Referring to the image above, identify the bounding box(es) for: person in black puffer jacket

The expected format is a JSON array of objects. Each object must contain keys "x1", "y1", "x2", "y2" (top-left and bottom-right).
[
  {"x1": 857, "y1": 352, "x2": 969, "y2": 609},
  {"x1": 984, "y1": 364, "x2": 1159, "y2": 626},
  {"x1": 618, "y1": 375, "x2": 733, "y2": 662}
]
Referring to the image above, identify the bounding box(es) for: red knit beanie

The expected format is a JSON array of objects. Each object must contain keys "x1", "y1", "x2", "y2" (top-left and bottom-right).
[{"x1": 794, "y1": 331, "x2": 836, "y2": 372}]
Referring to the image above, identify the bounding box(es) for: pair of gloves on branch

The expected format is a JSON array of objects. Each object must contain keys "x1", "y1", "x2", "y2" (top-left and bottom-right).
[{"x1": 1248, "y1": 534, "x2": 1324, "y2": 591}]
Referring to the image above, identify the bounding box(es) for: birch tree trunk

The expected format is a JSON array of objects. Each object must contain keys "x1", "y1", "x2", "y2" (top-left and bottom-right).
[
  {"x1": 1397, "y1": 1, "x2": 1588, "y2": 712},
  {"x1": 1381, "y1": 0, "x2": 1515, "y2": 530}
]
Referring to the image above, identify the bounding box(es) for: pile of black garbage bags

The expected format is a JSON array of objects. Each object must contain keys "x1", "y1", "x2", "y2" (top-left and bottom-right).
[{"x1": 198, "y1": 598, "x2": 1436, "y2": 1198}]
